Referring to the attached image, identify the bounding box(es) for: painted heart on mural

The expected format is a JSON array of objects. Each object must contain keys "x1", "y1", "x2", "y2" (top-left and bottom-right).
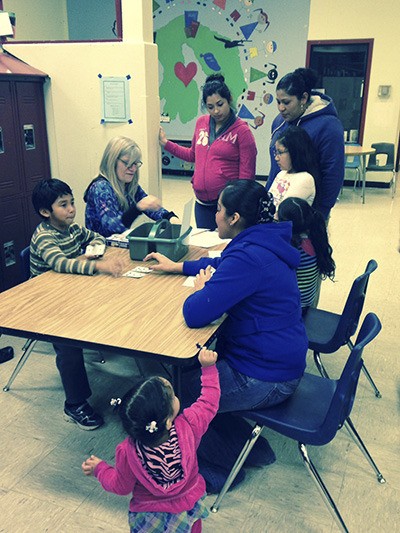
[{"x1": 174, "y1": 62, "x2": 197, "y2": 87}]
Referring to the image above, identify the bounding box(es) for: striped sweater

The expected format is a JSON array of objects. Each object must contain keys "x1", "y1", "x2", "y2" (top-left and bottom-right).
[
  {"x1": 297, "y1": 237, "x2": 320, "y2": 309},
  {"x1": 30, "y1": 221, "x2": 106, "y2": 277}
]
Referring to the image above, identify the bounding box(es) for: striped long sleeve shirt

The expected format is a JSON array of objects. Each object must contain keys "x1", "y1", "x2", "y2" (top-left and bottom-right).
[{"x1": 30, "y1": 221, "x2": 106, "y2": 277}]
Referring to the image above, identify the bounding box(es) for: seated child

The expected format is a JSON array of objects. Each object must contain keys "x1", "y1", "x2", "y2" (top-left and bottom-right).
[
  {"x1": 277, "y1": 197, "x2": 335, "y2": 314},
  {"x1": 30, "y1": 178, "x2": 123, "y2": 429},
  {"x1": 82, "y1": 347, "x2": 220, "y2": 533}
]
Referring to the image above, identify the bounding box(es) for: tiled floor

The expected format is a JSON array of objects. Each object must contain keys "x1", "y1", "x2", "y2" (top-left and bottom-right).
[{"x1": 0, "y1": 178, "x2": 399, "y2": 532}]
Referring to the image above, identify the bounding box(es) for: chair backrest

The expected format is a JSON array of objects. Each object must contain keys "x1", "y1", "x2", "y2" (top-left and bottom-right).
[
  {"x1": 367, "y1": 142, "x2": 395, "y2": 169},
  {"x1": 326, "y1": 313, "x2": 382, "y2": 435},
  {"x1": 20, "y1": 247, "x2": 31, "y2": 282},
  {"x1": 335, "y1": 259, "x2": 378, "y2": 345}
]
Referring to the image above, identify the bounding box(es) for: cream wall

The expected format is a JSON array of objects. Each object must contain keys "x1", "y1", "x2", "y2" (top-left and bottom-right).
[
  {"x1": 308, "y1": 0, "x2": 400, "y2": 152},
  {"x1": 3, "y1": 0, "x2": 68, "y2": 41},
  {"x1": 3, "y1": 0, "x2": 160, "y2": 225},
  {"x1": 3, "y1": 0, "x2": 398, "y2": 226}
]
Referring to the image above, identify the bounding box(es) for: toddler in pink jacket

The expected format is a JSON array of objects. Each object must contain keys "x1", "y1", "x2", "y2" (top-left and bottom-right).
[{"x1": 82, "y1": 348, "x2": 220, "y2": 532}]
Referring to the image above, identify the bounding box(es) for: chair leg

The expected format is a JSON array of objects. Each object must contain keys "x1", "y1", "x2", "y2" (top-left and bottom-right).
[
  {"x1": 211, "y1": 424, "x2": 263, "y2": 513},
  {"x1": 346, "y1": 341, "x2": 381, "y2": 398},
  {"x1": 3, "y1": 339, "x2": 37, "y2": 392},
  {"x1": 361, "y1": 362, "x2": 382, "y2": 398},
  {"x1": 313, "y1": 351, "x2": 330, "y2": 379},
  {"x1": 344, "y1": 417, "x2": 386, "y2": 484},
  {"x1": 298, "y1": 443, "x2": 349, "y2": 533}
]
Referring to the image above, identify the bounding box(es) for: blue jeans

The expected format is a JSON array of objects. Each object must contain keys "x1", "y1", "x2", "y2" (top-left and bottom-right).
[
  {"x1": 181, "y1": 359, "x2": 300, "y2": 412},
  {"x1": 181, "y1": 360, "x2": 300, "y2": 482},
  {"x1": 53, "y1": 343, "x2": 91, "y2": 405},
  {"x1": 194, "y1": 201, "x2": 217, "y2": 230}
]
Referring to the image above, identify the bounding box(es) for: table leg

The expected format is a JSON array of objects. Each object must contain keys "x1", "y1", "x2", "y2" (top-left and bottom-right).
[{"x1": 361, "y1": 154, "x2": 366, "y2": 204}]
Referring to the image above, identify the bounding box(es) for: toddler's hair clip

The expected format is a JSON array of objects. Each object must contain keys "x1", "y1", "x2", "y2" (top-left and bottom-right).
[
  {"x1": 110, "y1": 398, "x2": 122, "y2": 410},
  {"x1": 146, "y1": 420, "x2": 158, "y2": 433}
]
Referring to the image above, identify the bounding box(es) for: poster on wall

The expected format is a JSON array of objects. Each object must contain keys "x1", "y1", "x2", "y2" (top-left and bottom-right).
[{"x1": 154, "y1": 0, "x2": 310, "y2": 177}]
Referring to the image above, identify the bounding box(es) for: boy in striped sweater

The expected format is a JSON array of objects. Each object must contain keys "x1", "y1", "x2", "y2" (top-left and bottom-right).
[{"x1": 30, "y1": 179, "x2": 123, "y2": 429}]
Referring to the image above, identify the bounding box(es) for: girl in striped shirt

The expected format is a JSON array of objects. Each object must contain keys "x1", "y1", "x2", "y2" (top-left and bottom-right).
[
  {"x1": 82, "y1": 348, "x2": 220, "y2": 533},
  {"x1": 278, "y1": 197, "x2": 335, "y2": 314}
]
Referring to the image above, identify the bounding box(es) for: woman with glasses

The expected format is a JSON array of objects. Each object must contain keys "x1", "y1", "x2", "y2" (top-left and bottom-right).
[
  {"x1": 269, "y1": 125, "x2": 320, "y2": 211},
  {"x1": 84, "y1": 136, "x2": 175, "y2": 237},
  {"x1": 159, "y1": 74, "x2": 257, "y2": 230},
  {"x1": 266, "y1": 67, "x2": 344, "y2": 220}
]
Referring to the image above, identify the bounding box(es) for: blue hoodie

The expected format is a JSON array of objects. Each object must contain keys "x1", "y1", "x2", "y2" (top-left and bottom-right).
[
  {"x1": 266, "y1": 92, "x2": 345, "y2": 219},
  {"x1": 183, "y1": 222, "x2": 308, "y2": 382}
]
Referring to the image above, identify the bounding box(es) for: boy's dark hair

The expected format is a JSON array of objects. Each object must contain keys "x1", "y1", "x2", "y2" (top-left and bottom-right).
[
  {"x1": 119, "y1": 376, "x2": 174, "y2": 447},
  {"x1": 32, "y1": 179, "x2": 73, "y2": 217}
]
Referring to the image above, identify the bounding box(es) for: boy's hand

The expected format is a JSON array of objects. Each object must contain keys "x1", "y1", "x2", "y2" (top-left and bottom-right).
[
  {"x1": 82, "y1": 455, "x2": 102, "y2": 476},
  {"x1": 198, "y1": 347, "x2": 218, "y2": 367},
  {"x1": 95, "y1": 257, "x2": 124, "y2": 277}
]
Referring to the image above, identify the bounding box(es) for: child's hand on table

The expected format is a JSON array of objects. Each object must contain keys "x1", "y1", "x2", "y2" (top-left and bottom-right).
[{"x1": 95, "y1": 257, "x2": 124, "y2": 277}]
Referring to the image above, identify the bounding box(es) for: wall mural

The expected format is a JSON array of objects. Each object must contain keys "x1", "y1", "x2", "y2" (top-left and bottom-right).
[{"x1": 154, "y1": 0, "x2": 310, "y2": 176}]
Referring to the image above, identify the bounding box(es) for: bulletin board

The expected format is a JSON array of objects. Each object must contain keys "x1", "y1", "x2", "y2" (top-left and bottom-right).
[{"x1": 154, "y1": 0, "x2": 310, "y2": 177}]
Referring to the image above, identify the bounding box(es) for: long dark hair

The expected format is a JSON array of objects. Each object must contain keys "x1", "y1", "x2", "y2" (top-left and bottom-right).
[
  {"x1": 277, "y1": 67, "x2": 318, "y2": 102},
  {"x1": 221, "y1": 180, "x2": 275, "y2": 227},
  {"x1": 202, "y1": 73, "x2": 233, "y2": 106},
  {"x1": 278, "y1": 197, "x2": 335, "y2": 280},
  {"x1": 119, "y1": 376, "x2": 174, "y2": 447},
  {"x1": 276, "y1": 125, "x2": 321, "y2": 205}
]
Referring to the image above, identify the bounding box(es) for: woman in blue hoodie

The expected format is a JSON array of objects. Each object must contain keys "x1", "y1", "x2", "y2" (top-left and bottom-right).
[
  {"x1": 266, "y1": 68, "x2": 344, "y2": 220},
  {"x1": 145, "y1": 180, "x2": 308, "y2": 491}
]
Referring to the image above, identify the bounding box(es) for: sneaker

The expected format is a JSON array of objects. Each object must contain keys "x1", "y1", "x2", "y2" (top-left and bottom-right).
[
  {"x1": 0, "y1": 346, "x2": 14, "y2": 364},
  {"x1": 63, "y1": 402, "x2": 104, "y2": 430}
]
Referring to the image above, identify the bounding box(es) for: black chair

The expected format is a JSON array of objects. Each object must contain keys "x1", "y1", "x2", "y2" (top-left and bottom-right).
[
  {"x1": 366, "y1": 142, "x2": 396, "y2": 197},
  {"x1": 304, "y1": 259, "x2": 381, "y2": 398},
  {"x1": 211, "y1": 313, "x2": 385, "y2": 533},
  {"x1": 3, "y1": 247, "x2": 38, "y2": 392}
]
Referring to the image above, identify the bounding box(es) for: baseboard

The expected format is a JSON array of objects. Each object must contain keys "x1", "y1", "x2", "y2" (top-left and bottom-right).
[{"x1": 343, "y1": 179, "x2": 391, "y2": 189}]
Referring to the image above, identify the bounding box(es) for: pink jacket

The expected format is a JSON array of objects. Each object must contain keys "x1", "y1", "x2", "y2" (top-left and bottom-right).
[
  {"x1": 165, "y1": 115, "x2": 257, "y2": 202},
  {"x1": 94, "y1": 366, "x2": 220, "y2": 513}
]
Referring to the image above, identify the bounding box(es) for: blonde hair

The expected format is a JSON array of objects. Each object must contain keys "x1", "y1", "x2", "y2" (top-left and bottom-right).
[{"x1": 99, "y1": 136, "x2": 142, "y2": 210}]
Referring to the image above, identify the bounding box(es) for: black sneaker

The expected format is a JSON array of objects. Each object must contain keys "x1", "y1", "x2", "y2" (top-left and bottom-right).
[{"x1": 63, "y1": 402, "x2": 104, "y2": 430}]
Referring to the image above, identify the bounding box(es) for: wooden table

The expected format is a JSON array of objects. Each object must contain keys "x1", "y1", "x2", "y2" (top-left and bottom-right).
[
  {"x1": 344, "y1": 145, "x2": 376, "y2": 204},
  {"x1": 0, "y1": 246, "x2": 224, "y2": 391}
]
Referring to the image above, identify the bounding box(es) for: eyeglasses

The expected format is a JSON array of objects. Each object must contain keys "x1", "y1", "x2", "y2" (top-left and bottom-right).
[
  {"x1": 118, "y1": 158, "x2": 143, "y2": 168},
  {"x1": 273, "y1": 149, "x2": 289, "y2": 157}
]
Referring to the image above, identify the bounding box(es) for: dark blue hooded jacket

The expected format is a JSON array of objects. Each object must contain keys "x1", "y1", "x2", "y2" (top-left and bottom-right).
[
  {"x1": 266, "y1": 92, "x2": 344, "y2": 219},
  {"x1": 183, "y1": 222, "x2": 308, "y2": 382}
]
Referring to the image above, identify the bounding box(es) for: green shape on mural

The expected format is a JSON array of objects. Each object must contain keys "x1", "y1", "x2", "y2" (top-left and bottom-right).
[
  {"x1": 249, "y1": 67, "x2": 267, "y2": 83},
  {"x1": 157, "y1": 16, "x2": 246, "y2": 123},
  {"x1": 153, "y1": 1, "x2": 160, "y2": 11}
]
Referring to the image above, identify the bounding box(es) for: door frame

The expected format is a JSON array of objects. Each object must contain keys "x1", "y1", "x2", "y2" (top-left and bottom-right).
[{"x1": 306, "y1": 39, "x2": 374, "y2": 145}]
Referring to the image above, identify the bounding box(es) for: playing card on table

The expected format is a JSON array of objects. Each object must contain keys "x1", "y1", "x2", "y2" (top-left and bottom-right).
[
  {"x1": 132, "y1": 266, "x2": 152, "y2": 273},
  {"x1": 123, "y1": 270, "x2": 146, "y2": 278}
]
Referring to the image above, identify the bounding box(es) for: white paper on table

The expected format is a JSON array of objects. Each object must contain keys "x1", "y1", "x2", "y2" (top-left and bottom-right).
[
  {"x1": 208, "y1": 250, "x2": 222, "y2": 258},
  {"x1": 183, "y1": 276, "x2": 196, "y2": 287},
  {"x1": 189, "y1": 230, "x2": 230, "y2": 248}
]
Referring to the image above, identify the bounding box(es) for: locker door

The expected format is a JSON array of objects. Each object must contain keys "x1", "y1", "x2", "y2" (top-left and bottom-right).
[
  {"x1": 0, "y1": 81, "x2": 23, "y2": 199},
  {"x1": 15, "y1": 80, "x2": 51, "y2": 194},
  {"x1": 0, "y1": 196, "x2": 26, "y2": 291}
]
